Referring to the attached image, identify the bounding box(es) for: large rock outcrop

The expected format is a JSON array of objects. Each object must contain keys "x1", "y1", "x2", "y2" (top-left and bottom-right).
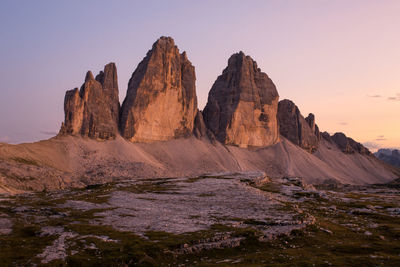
[
  {"x1": 59, "y1": 63, "x2": 119, "y2": 139},
  {"x1": 277, "y1": 99, "x2": 319, "y2": 153},
  {"x1": 305, "y1": 113, "x2": 321, "y2": 140},
  {"x1": 331, "y1": 132, "x2": 371, "y2": 155},
  {"x1": 119, "y1": 37, "x2": 197, "y2": 142},
  {"x1": 202, "y1": 52, "x2": 279, "y2": 148}
]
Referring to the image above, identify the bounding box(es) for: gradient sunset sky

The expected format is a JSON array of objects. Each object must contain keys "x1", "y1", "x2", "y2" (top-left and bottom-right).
[{"x1": 0, "y1": 0, "x2": 399, "y2": 151}]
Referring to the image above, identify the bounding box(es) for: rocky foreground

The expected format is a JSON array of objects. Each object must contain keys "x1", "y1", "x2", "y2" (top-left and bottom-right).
[{"x1": 1, "y1": 172, "x2": 400, "y2": 265}]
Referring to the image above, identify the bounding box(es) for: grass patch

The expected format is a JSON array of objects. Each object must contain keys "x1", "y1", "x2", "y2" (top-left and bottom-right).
[{"x1": 0, "y1": 222, "x2": 56, "y2": 266}]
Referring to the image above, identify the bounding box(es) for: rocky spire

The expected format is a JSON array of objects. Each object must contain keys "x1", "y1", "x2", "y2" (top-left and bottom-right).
[
  {"x1": 305, "y1": 113, "x2": 321, "y2": 140},
  {"x1": 59, "y1": 63, "x2": 120, "y2": 140},
  {"x1": 119, "y1": 36, "x2": 198, "y2": 142},
  {"x1": 95, "y1": 63, "x2": 119, "y2": 126},
  {"x1": 277, "y1": 99, "x2": 319, "y2": 153},
  {"x1": 202, "y1": 52, "x2": 280, "y2": 147},
  {"x1": 85, "y1": 71, "x2": 94, "y2": 82}
]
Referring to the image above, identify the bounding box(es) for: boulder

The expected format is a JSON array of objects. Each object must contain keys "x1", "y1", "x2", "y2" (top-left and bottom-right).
[
  {"x1": 203, "y1": 52, "x2": 279, "y2": 148},
  {"x1": 119, "y1": 37, "x2": 197, "y2": 142},
  {"x1": 59, "y1": 63, "x2": 120, "y2": 139}
]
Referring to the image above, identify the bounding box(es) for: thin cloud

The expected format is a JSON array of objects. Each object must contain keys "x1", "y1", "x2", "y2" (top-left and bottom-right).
[
  {"x1": 363, "y1": 141, "x2": 382, "y2": 150},
  {"x1": 40, "y1": 131, "x2": 58, "y2": 136},
  {"x1": 338, "y1": 122, "x2": 348, "y2": 126},
  {"x1": 388, "y1": 94, "x2": 400, "y2": 101},
  {"x1": 367, "y1": 94, "x2": 381, "y2": 98},
  {"x1": 375, "y1": 135, "x2": 387, "y2": 141}
]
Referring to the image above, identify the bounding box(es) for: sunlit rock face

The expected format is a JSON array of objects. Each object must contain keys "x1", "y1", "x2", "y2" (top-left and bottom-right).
[
  {"x1": 277, "y1": 99, "x2": 319, "y2": 153},
  {"x1": 119, "y1": 36, "x2": 197, "y2": 142},
  {"x1": 203, "y1": 52, "x2": 280, "y2": 148},
  {"x1": 59, "y1": 63, "x2": 120, "y2": 140}
]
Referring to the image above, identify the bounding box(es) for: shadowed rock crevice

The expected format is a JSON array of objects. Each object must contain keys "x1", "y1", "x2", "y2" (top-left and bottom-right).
[
  {"x1": 277, "y1": 99, "x2": 319, "y2": 153},
  {"x1": 193, "y1": 110, "x2": 207, "y2": 138},
  {"x1": 203, "y1": 52, "x2": 280, "y2": 148}
]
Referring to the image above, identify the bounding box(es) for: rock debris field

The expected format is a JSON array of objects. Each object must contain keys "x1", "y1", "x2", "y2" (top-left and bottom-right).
[{"x1": 1, "y1": 172, "x2": 400, "y2": 265}]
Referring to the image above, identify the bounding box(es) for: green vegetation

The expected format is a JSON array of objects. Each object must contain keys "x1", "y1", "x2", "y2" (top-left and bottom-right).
[{"x1": 0, "y1": 222, "x2": 57, "y2": 266}]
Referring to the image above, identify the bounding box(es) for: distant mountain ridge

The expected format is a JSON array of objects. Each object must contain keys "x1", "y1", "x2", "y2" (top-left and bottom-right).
[{"x1": 375, "y1": 149, "x2": 400, "y2": 168}]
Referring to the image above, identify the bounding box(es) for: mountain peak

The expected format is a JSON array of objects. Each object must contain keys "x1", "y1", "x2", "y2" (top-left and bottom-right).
[
  {"x1": 203, "y1": 52, "x2": 279, "y2": 147},
  {"x1": 59, "y1": 63, "x2": 119, "y2": 139},
  {"x1": 119, "y1": 36, "x2": 197, "y2": 142},
  {"x1": 85, "y1": 71, "x2": 94, "y2": 82}
]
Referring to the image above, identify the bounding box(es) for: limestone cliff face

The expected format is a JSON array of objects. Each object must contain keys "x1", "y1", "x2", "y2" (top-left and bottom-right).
[
  {"x1": 305, "y1": 113, "x2": 321, "y2": 140},
  {"x1": 277, "y1": 99, "x2": 319, "y2": 153},
  {"x1": 331, "y1": 132, "x2": 371, "y2": 155},
  {"x1": 203, "y1": 52, "x2": 279, "y2": 148},
  {"x1": 59, "y1": 63, "x2": 120, "y2": 139},
  {"x1": 119, "y1": 37, "x2": 197, "y2": 142},
  {"x1": 95, "y1": 63, "x2": 120, "y2": 125}
]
